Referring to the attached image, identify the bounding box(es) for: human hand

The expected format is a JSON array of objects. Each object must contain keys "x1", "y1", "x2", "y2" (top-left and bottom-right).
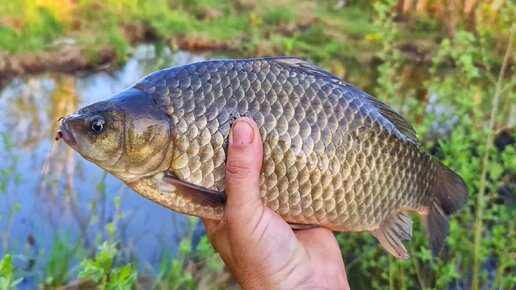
[{"x1": 202, "y1": 117, "x2": 350, "y2": 290}]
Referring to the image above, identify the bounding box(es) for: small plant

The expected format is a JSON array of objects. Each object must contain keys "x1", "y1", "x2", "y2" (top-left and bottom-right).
[
  {"x1": 43, "y1": 236, "x2": 82, "y2": 287},
  {"x1": 153, "y1": 218, "x2": 230, "y2": 290},
  {"x1": 0, "y1": 255, "x2": 22, "y2": 290},
  {"x1": 263, "y1": 7, "x2": 296, "y2": 26},
  {"x1": 78, "y1": 242, "x2": 137, "y2": 290}
]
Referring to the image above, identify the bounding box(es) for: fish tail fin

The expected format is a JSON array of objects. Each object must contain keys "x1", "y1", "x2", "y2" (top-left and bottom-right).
[{"x1": 422, "y1": 163, "x2": 468, "y2": 255}]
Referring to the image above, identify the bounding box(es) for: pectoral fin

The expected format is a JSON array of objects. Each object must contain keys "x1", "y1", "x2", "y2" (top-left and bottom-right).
[
  {"x1": 289, "y1": 223, "x2": 319, "y2": 230},
  {"x1": 371, "y1": 212, "x2": 413, "y2": 260},
  {"x1": 163, "y1": 173, "x2": 226, "y2": 208}
]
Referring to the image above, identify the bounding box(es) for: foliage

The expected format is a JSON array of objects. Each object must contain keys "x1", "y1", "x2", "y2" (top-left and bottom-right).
[
  {"x1": 153, "y1": 218, "x2": 230, "y2": 290},
  {"x1": 78, "y1": 242, "x2": 137, "y2": 289},
  {"x1": 0, "y1": 255, "x2": 22, "y2": 290},
  {"x1": 43, "y1": 236, "x2": 81, "y2": 287},
  {"x1": 338, "y1": 1, "x2": 516, "y2": 289}
]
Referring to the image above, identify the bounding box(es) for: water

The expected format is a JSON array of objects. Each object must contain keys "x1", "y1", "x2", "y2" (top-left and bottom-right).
[{"x1": 0, "y1": 45, "x2": 207, "y2": 286}]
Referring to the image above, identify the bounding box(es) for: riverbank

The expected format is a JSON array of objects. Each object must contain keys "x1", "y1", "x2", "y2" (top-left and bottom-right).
[{"x1": 1, "y1": 1, "x2": 510, "y2": 84}]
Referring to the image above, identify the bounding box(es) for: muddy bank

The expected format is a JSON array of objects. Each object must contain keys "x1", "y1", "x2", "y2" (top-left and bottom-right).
[
  {"x1": 0, "y1": 37, "x2": 238, "y2": 86},
  {"x1": 0, "y1": 45, "x2": 116, "y2": 85},
  {"x1": 0, "y1": 16, "x2": 439, "y2": 86}
]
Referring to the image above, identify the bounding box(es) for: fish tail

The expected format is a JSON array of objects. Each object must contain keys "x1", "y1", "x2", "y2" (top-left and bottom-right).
[{"x1": 422, "y1": 163, "x2": 468, "y2": 256}]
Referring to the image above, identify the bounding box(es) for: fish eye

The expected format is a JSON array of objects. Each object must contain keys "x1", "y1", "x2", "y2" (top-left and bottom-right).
[{"x1": 89, "y1": 115, "x2": 105, "y2": 134}]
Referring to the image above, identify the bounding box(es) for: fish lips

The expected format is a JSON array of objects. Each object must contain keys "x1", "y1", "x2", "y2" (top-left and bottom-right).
[{"x1": 56, "y1": 123, "x2": 78, "y2": 148}]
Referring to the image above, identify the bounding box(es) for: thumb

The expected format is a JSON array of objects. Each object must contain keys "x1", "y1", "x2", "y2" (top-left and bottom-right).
[{"x1": 224, "y1": 117, "x2": 264, "y2": 223}]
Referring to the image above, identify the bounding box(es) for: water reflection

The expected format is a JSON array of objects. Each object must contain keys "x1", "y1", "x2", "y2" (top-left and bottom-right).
[{"x1": 0, "y1": 45, "x2": 207, "y2": 285}]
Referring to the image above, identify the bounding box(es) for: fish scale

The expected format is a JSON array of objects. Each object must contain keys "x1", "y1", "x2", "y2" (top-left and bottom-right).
[
  {"x1": 59, "y1": 57, "x2": 468, "y2": 258},
  {"x1": 139, "y1": 59, "x2": 427, "y2": 229}
]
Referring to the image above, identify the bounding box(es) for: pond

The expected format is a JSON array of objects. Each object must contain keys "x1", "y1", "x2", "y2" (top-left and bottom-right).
[{"x1": 0, "y1": 45, "x2": 207, "y2": 287}]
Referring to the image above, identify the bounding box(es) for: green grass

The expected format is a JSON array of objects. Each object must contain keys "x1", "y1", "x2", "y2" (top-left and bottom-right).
[
  {"x1": 262, "y1": 7, "x2": 297, "y2": 25},
  {"x1": 0, "y1": 0, "x2": 510, "y2": 70},
  {"x1": 0, "y1": 255, "x2": 22, "y2": 289}
]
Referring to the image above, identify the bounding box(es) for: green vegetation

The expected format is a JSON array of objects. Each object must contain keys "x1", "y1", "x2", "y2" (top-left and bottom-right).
[
  {"x1": 1, "y1": 0, "x2": 511, "y2": 85},
  {"x1": 77, "y1": 242, "x2": 137, "y2": 289},
  {"x1": 1, "y1": 0, "x2": 515, "y2": 289},
  {"x1": 0, "y1": 255, "x2": 22, "y2": 289},
  {"x1": 336, "y1": 2, "x2": 516, "y2": 289}
]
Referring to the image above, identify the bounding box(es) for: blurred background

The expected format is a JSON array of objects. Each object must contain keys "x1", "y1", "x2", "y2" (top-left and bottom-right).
[{"x1": 0, "y1": 0, "x2": 514, "y2": 289}]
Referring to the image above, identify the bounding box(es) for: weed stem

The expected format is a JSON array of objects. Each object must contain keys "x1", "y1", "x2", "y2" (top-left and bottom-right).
[{"x1": 472, "y1": 24, "x2": 515, "y2": 290}]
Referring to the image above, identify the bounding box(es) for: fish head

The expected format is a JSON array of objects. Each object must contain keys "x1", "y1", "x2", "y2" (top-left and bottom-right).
[{"x1": 57, "y1": 87, "x2": 173, "y2": 182}]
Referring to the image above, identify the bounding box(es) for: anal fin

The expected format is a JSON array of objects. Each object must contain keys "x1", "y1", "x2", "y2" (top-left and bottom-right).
[{"x1": 370, "y1": 212, "x2": 413, "y2": 260}]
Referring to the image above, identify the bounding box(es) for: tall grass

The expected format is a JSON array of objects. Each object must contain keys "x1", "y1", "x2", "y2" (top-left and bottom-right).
[
  {"x1": 363, "y1": 1, "x2": 516, "y2": 289},
  {"x1": 472, "y1": 25, "x2": 514, "y2": 290}
]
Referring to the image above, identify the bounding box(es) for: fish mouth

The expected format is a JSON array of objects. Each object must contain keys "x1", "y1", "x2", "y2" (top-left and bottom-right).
[{"x1": 55, "y1": 123, "x2": 77, "y2": 148}]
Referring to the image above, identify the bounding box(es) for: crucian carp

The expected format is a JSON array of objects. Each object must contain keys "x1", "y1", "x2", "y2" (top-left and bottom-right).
[{"x1": 56, "y1": 57, "x2": 468, "y2": 259}]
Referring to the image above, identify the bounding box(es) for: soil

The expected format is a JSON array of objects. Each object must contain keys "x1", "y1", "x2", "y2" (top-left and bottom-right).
[
  {"x1": 0, "y1": 19, "x2": 320, "y2": 85},
  {"x1": 0, "y1": 25, "x2": 241, "y2": 86},
  {"x1": 0, "y1": 45, "x2": 116, "y2": 85}
]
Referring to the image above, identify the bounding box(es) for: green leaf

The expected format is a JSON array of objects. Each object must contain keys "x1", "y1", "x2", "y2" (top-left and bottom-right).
[
  {"x1": 106, "y1": 263, "x2": 137, "y2": 290},
  {"x1": 78, "y1": 260, "x2": 104, "y2": 283},
  {"x1": 0, "y1": 255, "x2": 14, "y2": 290},
  {"x1": 416, "y1": 248, "x2": 433, "y2": 262},
  {"x1": 78, "y1": 242, "x2": 118, "y2": 283},
  {"x1": 114, "y1": 196, "x2": 121, "y2": 208},
  {"x1": 105, "y1": 222, "x2": 116, "y2": 238},
  {"x1": 118, "y1": 264, "x2": 132, "y2": 279},
  {"x1": 178, "y1": 237, "x2": 191, "y2": 257},
  {"x1": 488, "y1": 161, "x2": 504, "y2": 180}
]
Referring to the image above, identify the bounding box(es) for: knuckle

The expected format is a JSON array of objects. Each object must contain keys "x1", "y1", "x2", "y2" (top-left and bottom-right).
[
  {"x1": 225, "y1": 159, "x2": 253, "y2": 179},
  {"x1": 224, "y1": 210, "x2": 250, "y2": 235}
]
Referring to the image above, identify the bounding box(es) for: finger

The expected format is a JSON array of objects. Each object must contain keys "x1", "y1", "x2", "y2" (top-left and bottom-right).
[
  {"x1": 295, "y1": 227, "x2": 347, "y2": 279},
  {"x1": 224, "y1": 117, "x2": 264, "y2": 223}
]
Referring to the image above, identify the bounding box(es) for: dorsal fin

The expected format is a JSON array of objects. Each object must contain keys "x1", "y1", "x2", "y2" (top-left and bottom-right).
[
  {"x1": 362, "y1": 94, "x2": 419, "y2": 144},
  {"x1": 272, "y1": 57, "x2": 347, "y2": 85}
]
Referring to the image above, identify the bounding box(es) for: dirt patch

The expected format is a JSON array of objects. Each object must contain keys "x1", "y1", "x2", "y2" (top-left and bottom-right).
[
  {"x1": 0, "y1": 14, "x2": 325, "y2": 85},
  {"x1": 174, "y1": 36, "x2": 240, "y2": 52},
  {"x1": 0, "y1": 45, "x2": 116, "y2": 84},
  {"x1": 0, "y1": 36, "x2": 241, "y2": 86},
  {"x1": 0, "y1": 23, "x2": 243, "y2": 85}
]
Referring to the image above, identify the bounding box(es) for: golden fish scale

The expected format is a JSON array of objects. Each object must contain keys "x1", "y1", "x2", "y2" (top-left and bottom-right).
[{"x1": 139, "y1": 58, "x2": 438, "y2": 230}]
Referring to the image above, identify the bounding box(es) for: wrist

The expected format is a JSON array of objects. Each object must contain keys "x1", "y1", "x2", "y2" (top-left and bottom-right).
[{"x1": 236, "y1": 266, "x2": 348, "y2": 290}]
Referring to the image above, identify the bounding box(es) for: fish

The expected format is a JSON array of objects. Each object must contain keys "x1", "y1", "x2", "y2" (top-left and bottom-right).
[{"x1": 56, "y1": 57, "x2": 468, "y2": 259}]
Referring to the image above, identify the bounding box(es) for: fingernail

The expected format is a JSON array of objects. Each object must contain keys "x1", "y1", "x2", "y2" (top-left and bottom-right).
[{"x1": 231, "y1": 120, "x2": 254, "y2": 145}]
